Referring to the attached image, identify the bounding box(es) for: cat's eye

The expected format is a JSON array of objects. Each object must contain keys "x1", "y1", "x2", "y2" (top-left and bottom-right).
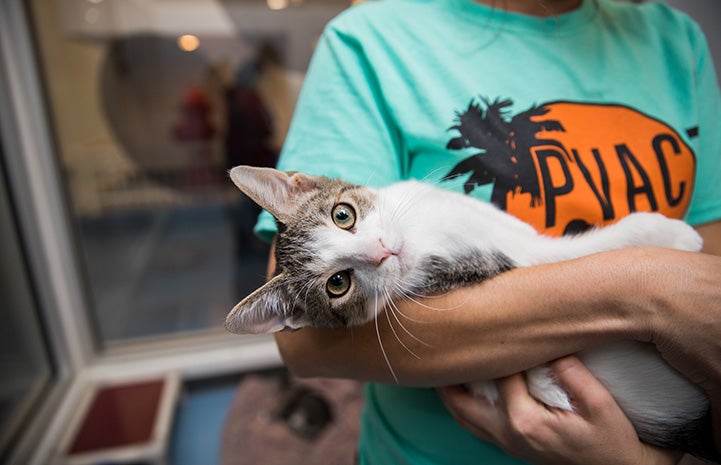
[
  {"x1": 326, "y1": 270, "x2": 352, "y2": 297},
  {"x1": 332, "y1": 203, "x2": 356, "y2": 230}
]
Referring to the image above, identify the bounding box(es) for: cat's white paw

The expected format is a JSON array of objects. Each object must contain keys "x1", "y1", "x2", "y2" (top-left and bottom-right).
[
  {"x1": 526, "y1": 366, "x2": 573, "y2": 411},
  {"x1": 468, "y1": 369, "x2": 572, "y2": 412},
  {"x1": 467, "y1": 380, "x2": 499, "y2": 405},
  {"x1": 614, "y1": 213, "x2": 703, "y2": 252}
]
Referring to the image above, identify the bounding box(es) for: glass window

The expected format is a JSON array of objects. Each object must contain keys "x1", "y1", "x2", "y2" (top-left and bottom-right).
[
  {"x1": 28, "y1": 0, "x2": 347, "y2": 343},
  {"x1": 0, "y1": 142, "x2": 55, "y2": 459}
]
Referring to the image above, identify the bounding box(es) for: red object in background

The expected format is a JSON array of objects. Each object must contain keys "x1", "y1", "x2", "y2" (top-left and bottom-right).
[
  {"x1": 172, "y1": 86, "x2": 216, "y2": 141},
  {"x1": 68, "y1": 380, "x2": 165, "y2": 453}
]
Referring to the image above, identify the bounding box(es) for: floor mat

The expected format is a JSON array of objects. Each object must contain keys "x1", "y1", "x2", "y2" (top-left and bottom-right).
[{"x1": 221, "y1": 375, "x2": 363, "y2": 465}]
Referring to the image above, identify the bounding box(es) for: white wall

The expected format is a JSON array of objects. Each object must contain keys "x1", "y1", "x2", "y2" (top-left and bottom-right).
[{"x1": 663, "y1": 0, "x2": 721, "y2": 85}]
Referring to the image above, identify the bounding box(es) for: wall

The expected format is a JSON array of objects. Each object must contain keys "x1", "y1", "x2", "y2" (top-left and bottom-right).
[{"x1": 663, "y1": 0, "x2": 721, "y2": 85}]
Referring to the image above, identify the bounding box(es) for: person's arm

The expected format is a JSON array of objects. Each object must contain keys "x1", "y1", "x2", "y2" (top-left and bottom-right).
[
  {"x1": 274, "y1": 228, "x2": 721, "y2": 388},
  {"x1": 274, "y1": 245, "x2": 636, "y2": 384},
  {"x1": 652, "y1": 221, "x2": 721, "y2": 451},
  {"x1": 436, "y1": 220, "x2": 721, "y2": 464}
]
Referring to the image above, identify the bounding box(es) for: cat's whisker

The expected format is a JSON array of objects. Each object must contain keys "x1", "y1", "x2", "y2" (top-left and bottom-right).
[
  {"x1": 387, "y1": 178, "x2": 420, "y2": 217},
  {"x1": 383, "y1": 298, "x2": 422, "y2": 360},
  {"x1": 301, "y1": 281, "x2": 315, "y2": 310},
  {"x1": 287, "y1": 272, "x2": 310, "y2": 292},
  {"x1": 386, "y1": 198, "x2": 413, "y2": 231},
  {"x1": 381, "y1": 180, "x2": 418, "y2": 225},
  {"x1": 395, "y1": 285, "x2": 469, "y2": 312},
  {"x1": 290, "y1": 273, "x2": 316, "y2": 309},
  {"x1": 375, "y1": 292, "x2": 399, "y2": 384},
  {"x1": 386, "y1": 286, "x2": 430, "y2": 323},
  {"x1": 394, "y1": 283, "x2": 448, "y2": 300},
  {"x1": 285, "y1": 272, "x2": 320, "y2": 319},
  {"x1": 416, "y1": 165, "x2": 454, "y2": 186},
  {"x1": 384, "y1": 292, "x2": 433, "y2": 349},
  {"x1": 362, "y1": 172, "x2": 376, "y2": 188},
  {"x1": 394, "y1": 185, "x2": 419, "y2": 218},
  {"x1": 391, "y1": 307, "x2": 428, "y2": 324}
]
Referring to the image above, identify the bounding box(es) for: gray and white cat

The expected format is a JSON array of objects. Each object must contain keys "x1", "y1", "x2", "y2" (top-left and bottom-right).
[{"x1": 226, "y1": 165, "x2": 716, "y2": 460}]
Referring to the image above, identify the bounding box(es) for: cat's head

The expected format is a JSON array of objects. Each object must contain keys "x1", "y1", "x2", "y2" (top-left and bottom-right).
[{"x1": 225, "y1": 166, "x2": 405, "y2": 334}]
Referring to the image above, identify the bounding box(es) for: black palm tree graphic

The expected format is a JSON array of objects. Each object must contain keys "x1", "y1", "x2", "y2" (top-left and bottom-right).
[{"x1": 443, "y1": 97, "x2": 567, "y2": 210}]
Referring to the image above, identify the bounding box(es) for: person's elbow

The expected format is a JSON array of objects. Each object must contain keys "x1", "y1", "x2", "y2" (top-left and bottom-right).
[
  {"x1": 273, "y1": 327, "x2": 376, "y2": 381},
  {"x1": 274, "y1": 331, "x2": 328, "y2": 378}
]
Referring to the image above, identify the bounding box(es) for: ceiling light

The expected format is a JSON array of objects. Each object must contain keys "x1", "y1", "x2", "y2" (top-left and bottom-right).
[
  {"x1": 267, "y1": 0, "x2": 289, "y2": 11},
  {"x1": 178, "y1": 35, "x2": 200, "y2": 52}
]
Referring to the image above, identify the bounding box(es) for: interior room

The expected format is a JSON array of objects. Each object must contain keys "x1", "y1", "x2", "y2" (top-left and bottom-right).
[
  {"x1": 1, "y1": 0, "x2": 363, "y2": 463},
  {"x1": 0, "y1": 0, "x2": 718, "y2": 464}
]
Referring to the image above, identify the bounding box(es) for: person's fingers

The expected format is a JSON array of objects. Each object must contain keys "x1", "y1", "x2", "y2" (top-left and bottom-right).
[
  {"x1": 549, "y1": 356, "x2": 684, "y2": 464},
  {"x1": 442, "y1": 362, "x2": 686, "y2": 465},
  {"x1": 496, "y1": 372, "x2": 549, "y2": 424},
  {"x1": 548, "y1": 355, "x2": 618, "y2": 418},
  {"x1": 493, "y1": 371, "x2": 563, "y2": 451},
  {"x1": 496, "y1": 372, "x2": 533, "y2": 405},
  {"x1": 437, "y1": 385, "x2": 497, "y2": 442}
]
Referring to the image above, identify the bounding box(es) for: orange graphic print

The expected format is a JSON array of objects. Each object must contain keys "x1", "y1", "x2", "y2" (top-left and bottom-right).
[{"x1": 444, "y1": 99, "x2": 696, "y2": 237}]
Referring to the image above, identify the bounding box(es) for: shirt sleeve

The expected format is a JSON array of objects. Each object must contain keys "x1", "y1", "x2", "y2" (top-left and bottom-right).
[
  {"x1": 254, "y1": 15, "x2": 405, "y2": 241},
  {"x1": 686, "y1": 19, "x2": 721, "y2": 226}
]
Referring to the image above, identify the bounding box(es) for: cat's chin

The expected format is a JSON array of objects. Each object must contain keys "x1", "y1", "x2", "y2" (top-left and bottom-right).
[
  {"x1": 361, "y1": 292, "x2": 393, "y2": 324},
  {"x1": 377, "y1": 257, "x2": 412, "y2": 294}
]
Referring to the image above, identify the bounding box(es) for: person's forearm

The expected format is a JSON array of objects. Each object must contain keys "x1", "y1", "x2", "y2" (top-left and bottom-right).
[
  {"x1": 275, "y1": 247, "x2": 660, "y2": 386},
  {"x1": 646, "y1": 222, "x2": 721, "y2": 395},
  {"x1": 643, "y1": 221, "x2": 721, "y2": 452}
]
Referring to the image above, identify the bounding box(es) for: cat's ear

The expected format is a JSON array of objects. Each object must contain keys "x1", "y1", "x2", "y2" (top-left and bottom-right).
[
  {"x1": 224, "y1": 273, "x2": 310, "y2": 334},
  {"x1": 229, "y1": 166, "x2": 319, "y2": 223}
]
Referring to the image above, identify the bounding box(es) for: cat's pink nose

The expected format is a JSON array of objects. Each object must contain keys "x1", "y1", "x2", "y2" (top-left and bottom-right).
[
  {"x1": 374, "y1": 238, "x2": 395, "y2": 266},
  {"x1": 376, "y1": 247, "x2": 393, "y2": 265}
]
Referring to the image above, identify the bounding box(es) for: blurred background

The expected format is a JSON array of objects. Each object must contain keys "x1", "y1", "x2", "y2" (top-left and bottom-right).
[{"x1": 0, "y1": 0, "x2": 718, "y2": 464}]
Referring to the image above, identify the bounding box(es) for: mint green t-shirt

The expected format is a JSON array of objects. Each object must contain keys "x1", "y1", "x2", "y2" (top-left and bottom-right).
[{"x1": 255, "y1": 0, "x2": 721, "y2": 463}]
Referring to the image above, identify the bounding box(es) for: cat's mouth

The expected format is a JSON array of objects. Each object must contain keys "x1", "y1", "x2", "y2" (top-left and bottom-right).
[
  {"x1": 378, "y1": 239, "x2": 404, "y2": 268},
  {"x1": 370, "y1": 237, "x2": 402, "y2": 267},
  {"x1": 378, "y1": 247, "x2": 399, "y2": 266},
  {"x1": 379, "y1": 247, "x2": 410, "y2": 281}
]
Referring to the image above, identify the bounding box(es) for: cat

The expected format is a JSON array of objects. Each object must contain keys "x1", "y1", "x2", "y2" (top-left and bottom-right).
[{"x1": 225, "y1": 165, "x2": 717, "y2": 460}]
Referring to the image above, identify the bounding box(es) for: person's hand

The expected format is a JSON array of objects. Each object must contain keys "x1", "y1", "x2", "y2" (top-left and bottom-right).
[
  {"x1": 638, "y1": 247, "x2": 721, "y2": 451},
  {"x1": 438, "y1": 356, "x2": 681, "y2": 465}
]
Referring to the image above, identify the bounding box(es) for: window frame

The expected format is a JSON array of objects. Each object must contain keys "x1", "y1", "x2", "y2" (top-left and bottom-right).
[{"x1": 0, "y1": 2, "x2": 281, "y2": 463}]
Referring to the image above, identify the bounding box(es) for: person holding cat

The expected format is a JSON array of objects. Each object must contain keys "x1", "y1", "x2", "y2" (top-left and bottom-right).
[{"x1": 249, "y1": 0, "x2": 721, "y2": 463}]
